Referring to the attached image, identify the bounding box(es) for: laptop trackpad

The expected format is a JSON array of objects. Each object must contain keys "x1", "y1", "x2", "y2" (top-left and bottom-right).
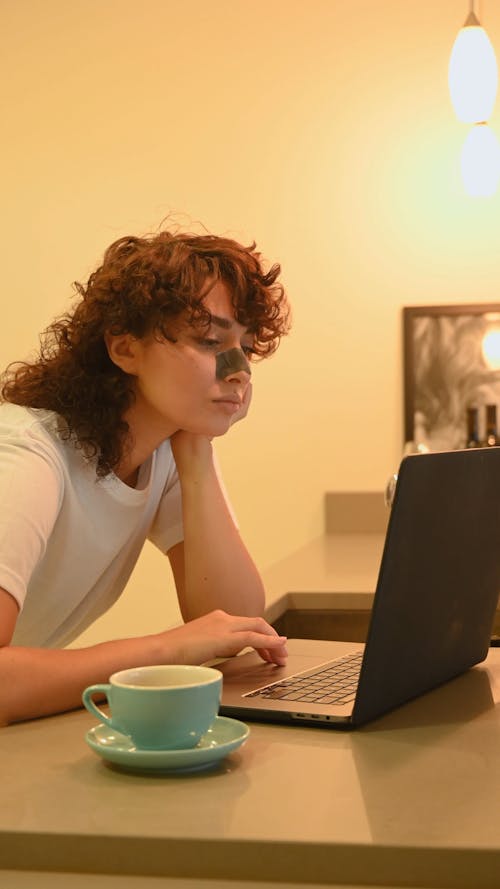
[{"x1": 218, "y1": 638, "x2": 363, "y2": 687}]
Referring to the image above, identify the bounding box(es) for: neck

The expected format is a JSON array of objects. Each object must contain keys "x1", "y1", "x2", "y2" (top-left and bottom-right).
[
  {"x1": 117, "y1": 465, "x2": 141, "y2": 488},
  {"x1": 114, "y1": 401, "x2": 177, "y2": 486}
]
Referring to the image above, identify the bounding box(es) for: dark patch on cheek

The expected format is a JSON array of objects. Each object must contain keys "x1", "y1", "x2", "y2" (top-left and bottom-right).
[{"x1": 215, "y1": 348, "x2": 251, "y2": 380}]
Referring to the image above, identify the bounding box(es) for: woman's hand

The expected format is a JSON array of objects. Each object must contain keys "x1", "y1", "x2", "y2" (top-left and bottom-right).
[
  {"x1": 169, "y1": 430, "x2": 213, "y2": 480},
  {"x1": 169, "y1": 381, "x2": 252, "y2": 478},
  {"x1": 230, "y1": 381, "x2": 252, "y2": 426},
  {"x1": 161, "y1": 609, "x2": 288, "y2": 667},
  {"x1": 169, "y1": 381, "x2": 252, "y2": 482}
]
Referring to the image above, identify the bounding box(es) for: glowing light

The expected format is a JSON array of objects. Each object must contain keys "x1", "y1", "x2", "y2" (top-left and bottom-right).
[
  {"x1": 461, "y1": 123, "x2": 500, "y2": 197},
  {"x1": 482, "y1": 329, "x2": 500, "y2": 369},
  {"x1": 449, "y1": 14, "x2": 498, "y2": 124}
]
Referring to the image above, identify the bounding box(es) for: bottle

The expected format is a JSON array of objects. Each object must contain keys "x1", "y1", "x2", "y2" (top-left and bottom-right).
[
  {"x1": 485, "y1": 404, "x2": 500, "y2": 447},
  {"x1": 466, "y1": 406, "x2": 480, "y2": 448}
]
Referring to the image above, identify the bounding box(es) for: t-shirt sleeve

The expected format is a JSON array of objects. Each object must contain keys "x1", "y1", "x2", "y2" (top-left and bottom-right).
[
  {"x1": 147, "y1": 465, "x2": 184, "y2": 554},
  {"x1": 0, "y1": 437, "x2": 63, "y2": 609}
]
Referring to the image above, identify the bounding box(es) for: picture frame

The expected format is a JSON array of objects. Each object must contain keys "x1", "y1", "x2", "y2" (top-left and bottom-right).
[{"x1": 403, "y1": 304, "x2": 500, "y2": 451}]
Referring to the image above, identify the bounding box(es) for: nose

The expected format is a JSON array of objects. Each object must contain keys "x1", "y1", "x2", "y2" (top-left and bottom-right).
[{"x1": 216, "y1": 348, "x2": 252, "y2": 382}]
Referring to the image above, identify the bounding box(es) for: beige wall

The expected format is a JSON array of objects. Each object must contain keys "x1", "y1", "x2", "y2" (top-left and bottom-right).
[{"x1": 2, "y1": 0, "x2": 500, "y2": 642}]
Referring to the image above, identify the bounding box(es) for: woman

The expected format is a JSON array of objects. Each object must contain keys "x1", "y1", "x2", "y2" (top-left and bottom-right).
[{"x1": 0, "y1": 228, "x2": 290, "y2": 725}]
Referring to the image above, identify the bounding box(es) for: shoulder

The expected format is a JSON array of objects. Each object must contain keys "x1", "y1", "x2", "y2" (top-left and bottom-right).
[
  {"x1": 0, "y1": 404, "x2": 67, "y2": 480},
  {"x1": 0, "y1": 402, "x2": 57, "y2": 437}
]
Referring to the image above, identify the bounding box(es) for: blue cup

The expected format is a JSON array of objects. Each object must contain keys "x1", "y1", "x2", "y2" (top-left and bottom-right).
[{"x1": 82, "y1": 664, "x2": 222, "y2": 750}]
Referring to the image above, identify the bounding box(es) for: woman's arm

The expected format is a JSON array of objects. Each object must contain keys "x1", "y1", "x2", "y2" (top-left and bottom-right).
[
  {"x1": 168, "y1": 430, "x2": 265, "y2": 622},
  {"x1": 0, "y1": 587, "x2": 286, "y2": 726}
]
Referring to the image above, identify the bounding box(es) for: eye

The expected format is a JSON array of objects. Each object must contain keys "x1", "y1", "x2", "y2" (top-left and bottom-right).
[
  {"x1": 241, "y1": 344, "x2": 256, "y2": 358},
  {"x1": 196, "y1": 337, "x2": 222, "y2": 349}
]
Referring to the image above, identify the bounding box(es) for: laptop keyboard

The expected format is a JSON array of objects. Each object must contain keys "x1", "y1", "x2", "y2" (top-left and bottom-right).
[{"x1": 244, "y1": 650, "x2": 363, "y2": 706}]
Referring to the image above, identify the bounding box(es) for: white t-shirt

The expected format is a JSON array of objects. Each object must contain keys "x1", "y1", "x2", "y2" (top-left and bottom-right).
[{"x1": 0, "y1": 403, "x2": 185, "y2": 648}]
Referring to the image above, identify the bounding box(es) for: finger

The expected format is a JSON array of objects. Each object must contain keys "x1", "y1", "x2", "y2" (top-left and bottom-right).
[
  {"x1": 256, "y1": 648, "x2": 275, "y2": 663},
  {"x1": 230, "y1": 382, "x2": 252, "y2": 426},
  {"x1": 256, "y1": 647, "x2": 288, "y2": 666},
  {"x1": 234, "y1": 615, "x2": 282, "y2": 638},
  {"x1": 237, "y1": 631, "x2": 288, "y2": 656},
  {"x1": 261, "y1": 644, "x2": 288, "y2": 666},
  {"x1": 243, "y1": 381, "x2": 253, "y2": 406}
]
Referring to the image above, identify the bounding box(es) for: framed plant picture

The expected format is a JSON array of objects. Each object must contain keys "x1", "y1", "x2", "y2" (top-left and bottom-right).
[{"x1": 403, "y1": 304, "x2": 500, "y2": 451}]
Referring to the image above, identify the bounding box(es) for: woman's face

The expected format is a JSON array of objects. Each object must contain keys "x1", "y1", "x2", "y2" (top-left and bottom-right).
[{"x1": 121, "y1": 279, "x2": 254, "y2": 441}]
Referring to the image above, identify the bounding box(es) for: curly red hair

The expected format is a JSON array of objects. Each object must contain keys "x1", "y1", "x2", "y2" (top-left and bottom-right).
[{"x1": 1, "y1": 229, "x2": 290, "y2": 476}]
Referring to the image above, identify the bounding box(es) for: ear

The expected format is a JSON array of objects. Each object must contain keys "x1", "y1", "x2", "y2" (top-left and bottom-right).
[{"x1": 104, "y1": 332, "x2": 141, "y2": 374}]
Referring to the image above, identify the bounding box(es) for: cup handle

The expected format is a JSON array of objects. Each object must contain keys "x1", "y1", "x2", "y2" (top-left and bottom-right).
[{"x1": 82, "y1": 684, "x2": 114, "y2": 728}]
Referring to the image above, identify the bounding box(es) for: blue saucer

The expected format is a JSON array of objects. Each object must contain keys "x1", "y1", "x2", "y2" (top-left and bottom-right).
[{"x1": 85, "y1": 715, "x2": 249, "y2": 773}]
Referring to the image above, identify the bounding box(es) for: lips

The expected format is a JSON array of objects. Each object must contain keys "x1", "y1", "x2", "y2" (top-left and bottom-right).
[
  {"x1": 212, "y1": 396, "x2": 242, "y2": 415},
  {"x1": 213, "y1": 398, "x2": 242, "y2": 406}
]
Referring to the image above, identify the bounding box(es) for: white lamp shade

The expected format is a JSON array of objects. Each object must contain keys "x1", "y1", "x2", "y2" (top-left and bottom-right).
[
  {"x1": 482, "y1": 329, "x2": 500, "y2": 369},
  {"x1": 449, "y1": 24, "x2": 498, "y2": 123},
  {"x1": 461, "y1": 124, "x2": 500, "y2": 197}
]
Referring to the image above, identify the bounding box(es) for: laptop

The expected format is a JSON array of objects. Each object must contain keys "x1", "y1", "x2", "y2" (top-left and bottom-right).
[{"x1": 218, "y1": 447, "x2": 500, "y2": 728}]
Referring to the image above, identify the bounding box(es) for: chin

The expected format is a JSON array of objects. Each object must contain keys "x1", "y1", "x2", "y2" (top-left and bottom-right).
[
  {"x1": 211, "y1": 424, "x2": 233, "y2": 438},
  {"x1": 186, "y1": 419, "x2": 232, "y2": 438},
  {"x1": 211, "y1": 428, "x2": 231, "y2": 438},
  {"x1": 207, "y1": 419, "x2": 234, "y2": 438}
]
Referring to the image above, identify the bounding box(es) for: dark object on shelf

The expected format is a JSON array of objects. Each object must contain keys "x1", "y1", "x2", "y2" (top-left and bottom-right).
[
  {"x1": 484, "y1": 404, "x2": 500, "y2": 447},
  {"x1": 466, "y1": 406, "x2": 480, "y2": 448}
]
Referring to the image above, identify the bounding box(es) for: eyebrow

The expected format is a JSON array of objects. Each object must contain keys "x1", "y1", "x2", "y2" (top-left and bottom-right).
[
  {"x1": 209, "y1": 313, "x2": 253, "y2": 336},
  {"x1": 209, "y1": 314, "x2": 233, "y2": 330}
]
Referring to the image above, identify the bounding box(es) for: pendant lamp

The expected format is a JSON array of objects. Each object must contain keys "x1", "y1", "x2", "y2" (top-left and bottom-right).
[
  {"x1": 449, "y1": 7, "x2": 498, "y2": 124},
  {"x1": 482, "y1": 324, "x2": 500, "y2": 369},
  {"x1": 461, "y1": 122, "x2": 500, "y2": 196}
]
